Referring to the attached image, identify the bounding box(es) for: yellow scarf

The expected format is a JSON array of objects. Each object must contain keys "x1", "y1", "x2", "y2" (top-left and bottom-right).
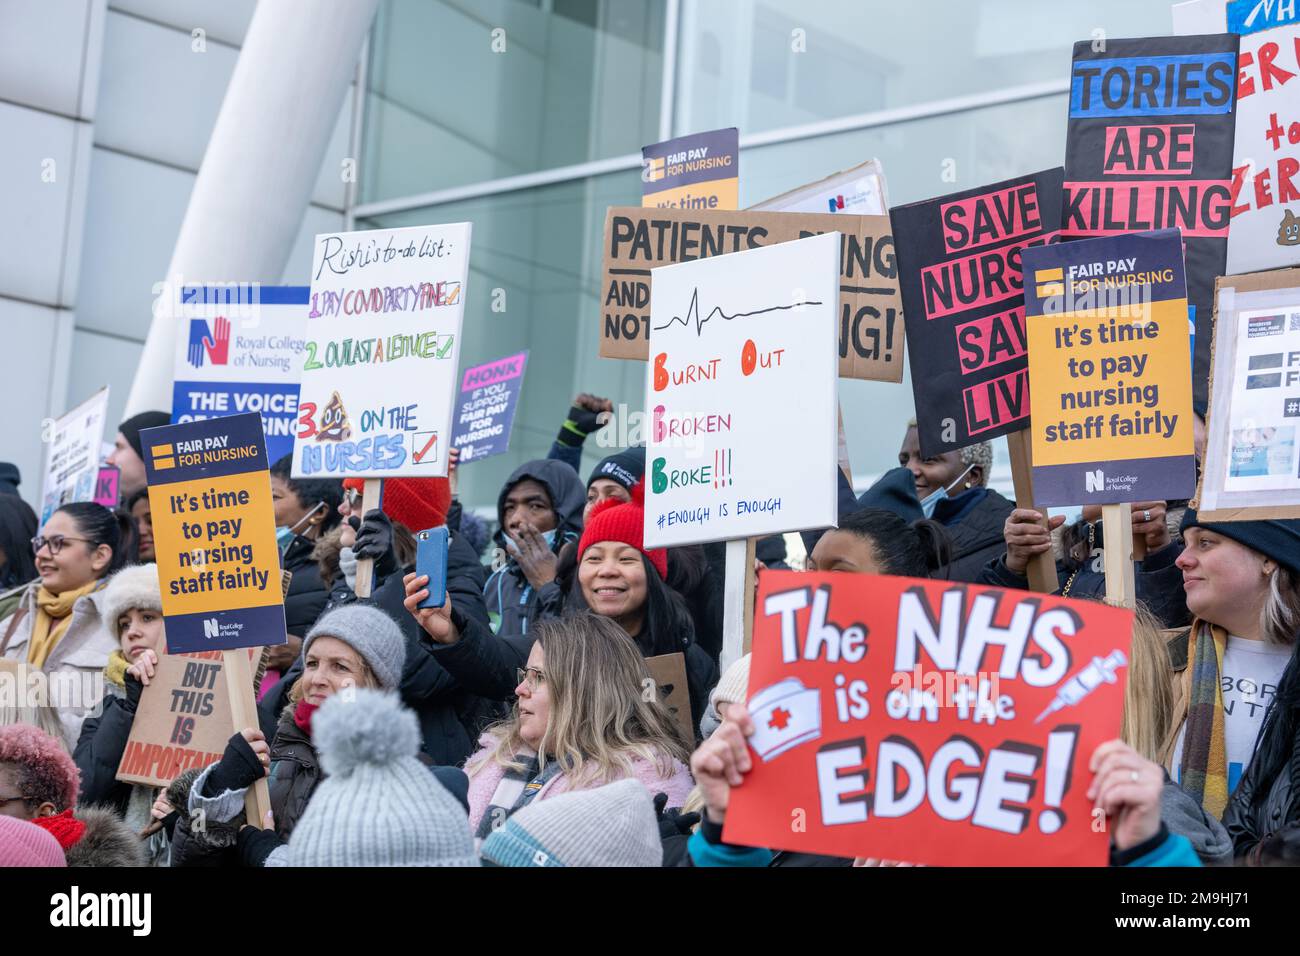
[
  {"x1": 27, "y1": 581, "x2": 101, "y2": 668},
  {"x1": 104, "y1": 649, "x2": 130, "y2": 689}
]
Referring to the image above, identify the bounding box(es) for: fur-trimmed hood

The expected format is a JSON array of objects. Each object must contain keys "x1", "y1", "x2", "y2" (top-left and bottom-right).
[
  {"x1": 65, "y1": 806, "x2": 147, "y2": 867},
  {"x1": 100, "y1": 563, "x2": 163, "y2": 638}
]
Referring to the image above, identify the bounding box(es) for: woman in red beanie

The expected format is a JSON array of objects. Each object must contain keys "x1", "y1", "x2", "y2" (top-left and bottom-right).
[{"x1": 406, "y1": 484, "x2": 718, "y2": 737}]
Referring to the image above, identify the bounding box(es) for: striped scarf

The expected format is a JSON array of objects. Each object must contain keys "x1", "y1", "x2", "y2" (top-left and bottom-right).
[
  {"x1": 473, "y1": 753, "x2": 563, "y2": 841},
  {"x1": 1179, "y1": 620, "x2": 1230, "y2": 818}
]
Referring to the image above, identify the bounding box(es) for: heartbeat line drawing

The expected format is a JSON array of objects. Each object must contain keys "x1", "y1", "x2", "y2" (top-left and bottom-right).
[{"x1": 653, "y1": 288, "x2": 824, "y2": 336}]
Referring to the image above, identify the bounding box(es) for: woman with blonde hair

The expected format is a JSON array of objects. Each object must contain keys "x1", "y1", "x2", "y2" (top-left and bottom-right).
[
  {"x1": 1121, "y1": 604, "x2": 1177, "y2": 763},
  {"x1": 461, "y1": 612, "x2": 692, "y2": 839}
]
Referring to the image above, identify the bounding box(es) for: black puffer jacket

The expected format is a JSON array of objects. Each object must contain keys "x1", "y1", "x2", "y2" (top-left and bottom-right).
[
  {"x1": 263, "y1": 706, "x2": 320, "y2": 840},
  {"x1": 74, "y1": 686, "x2": 138, "y2": 815},
  {"x1": 421, "y1": 602, "x2": 718, "y2": 737},
  {"x1": 281, "y1": 534, "x2": 329, "y2": 637},
  {"x1": 483, "y1": 459, "x2": 585, "y2": 635},
  {"x1": 258, "y1": 529, "x2": 496, "y2": 762},
  {"x1": 932, "y1": 487, "x2": 1015, "y2": 583}
]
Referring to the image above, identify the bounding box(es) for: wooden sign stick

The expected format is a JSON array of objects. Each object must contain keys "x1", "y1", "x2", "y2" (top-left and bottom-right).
[
  {"x1": 721, "y1": 537, "x2": 759, "y2": 674},
  {"x1": 222, "y1": 647, "x2": 273, "y2": 827},
  {"x1": 352, "y1": 478, "x2": 384, "y2": 599},
  {"x1": 1005, "y1": 430, "x2": 1057, "y2": 594},
  {"x1": 1101, "y1": 503, "x2": 1136, "y2": 609}
]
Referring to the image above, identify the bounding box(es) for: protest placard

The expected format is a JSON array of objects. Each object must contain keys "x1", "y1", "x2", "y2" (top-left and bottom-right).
[
  {"x1": 892, "y1": 168, "x2": 1064, "y2": 454},
  {"x1": 1196, "y1": 266, "x2": 1300, "y2": 519},
  {"x1": 645, "y1": 652, "x2": 694, "y2": 746},
  {"x1": 142, "y1": 412, "x2": 285, "y2": 654},
  {"x1": 1023, "y1": 229, "x2": 1197, "y2": 508},
  {"x1": 751, "y1": 159, "x2": 889, "y2": 216},
  {"x1": 291, "y1": 222, "x2": 471, "y2": 479},
  {"x1": 723, "y1": 571, "x2": 1132, "y2": 867},
  {"x1": 601, "y1": 206, "x2": 903, "y2": 381},
  {"x1": 643, "y1": 233, "x2": 839, "y2": 549},
  {"x1": 1174, "y1": 1, "x2": 1300, "y2": 275},
  {"x1": 642, "y1": 128, "x2": 739, "y2": 210},
  {"x1": 40, "y1": 386, "x2": 110, "y2": 523},
  {"x1": 1063, "y1": 34, "x2": 1240, "y2": 408},
  {"x1": 93, "y1": 467, "x2": 120, "y2": 508},
  {"x1": 450, "y1": 351, "x2": 528, "y2": 464},
  {"x1": 114, "y1": 647, "x2": 263, "y2": 789},
  {"x1": 171, "y1": 285, "x2": 309, "y2": 465}
]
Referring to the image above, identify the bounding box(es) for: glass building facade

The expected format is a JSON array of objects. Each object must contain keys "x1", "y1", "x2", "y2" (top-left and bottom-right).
[{"x1": 354, "y1": 0, "x2": 1180, "y2": 509}]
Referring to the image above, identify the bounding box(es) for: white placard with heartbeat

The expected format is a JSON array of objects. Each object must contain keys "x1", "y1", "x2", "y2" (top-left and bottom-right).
[{"x1": 643, "y1": 232, "x2": 841, "y2": 547}]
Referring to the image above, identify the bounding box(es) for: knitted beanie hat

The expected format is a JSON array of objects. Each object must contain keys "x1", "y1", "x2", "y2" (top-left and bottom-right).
[
  {"x1": 344, "y1": 477, "x2": 451, "y2": 533},
  {"x1": 100, "y1": 563, "x2": 163, "y2": 637},
  {"x1": 588, "y1": 446, "x2": 646, "y2": 492},
  {"x1": 576, "y1": 483, "x2": 667, "y2": 579},
  {"x1": 118, "y1": 411, "x2": 171, "y2": 459},
  {"x1": 480, "y1": 778, "x2": 662, "y2": 867},
  {"x1": 1180, "y1": 509, "x2": 1300, "y2": 576},
  {"x1": 701, "y1": 653, "x2": 751, "y2": 738},
  {"x1": 0, "y1": 816, "x2": 67, "y2": 866},
  {"x1": 285, "y1": 689, "x2": 479, "y2": 867},
  {"x1": 302, "y1": 605, "x2": 406, "y2": 692}
]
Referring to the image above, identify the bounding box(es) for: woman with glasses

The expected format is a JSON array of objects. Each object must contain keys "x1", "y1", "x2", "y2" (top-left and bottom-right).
[
  {"x1": 0, "y1": 502, "x2": 130, "y2": 747},
  {"x1": 455, "y1": 613, "x2": 692, "y2": 839}
]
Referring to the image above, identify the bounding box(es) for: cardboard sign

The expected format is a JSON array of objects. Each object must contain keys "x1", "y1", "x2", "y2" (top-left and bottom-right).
[
  {"x1": 645, "y1": 652, "x2": 694, "y2": 745},
  {"x1": 751, "y1": 159, "x2": 889, "y2": 216},
  {"x1": 600, "y1": 206, "x2": 903, "y2": 381},
  {"x1": 1196, "y1": 266, "x2": 1300, "y2": 519},
  {"x1": 1174, "y1": 1, "x2": 1300, "y2": 275},
  {"x1": 642, "y1": 128, "x2": 739, "y2": 210},
  {"x1": 643, "y1": 234, "x2": 840, "y2": 548},
  {"x1": 723, "y1": 571, "x2": 1132, "y2": 867},
  {"x1": 291, "y1": 223, "x2": 471, "y2": 478},
  {"x1": 1062, "y1": 34, "x2": 1240, "y2": 409},
  {"x1": 40, "y1": 386, "x2": 110, "y2": 524},
  {"x1": 1023, "y1": 229, "x2": 1197, "y2": 506},
  {"x1": 93, "y1": 467, "x2": 120, "y2": 508},
  {"x1": 171, "y1": 285, "x2": 309, "y2": 465},
  {"x1": 450, "y1": 351, "x2": 528, "y2": 463},
  {"x1": 892, "y1": 169, "x2": 1064, "y2": 455},
  {"x1": 114, "y1": 647, "x2": 262, "y2": 789},
  {"x1": 142, "y1": 412, "x2": 286, "y2": 654}
]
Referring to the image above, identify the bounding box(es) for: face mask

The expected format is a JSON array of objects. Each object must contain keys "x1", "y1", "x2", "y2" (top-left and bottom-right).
[
  {"x1": 277, "y1": 502, "x2": 325, "y2": 552},
  {"x1": 919, "y1": 464, "x2": 974, "y2": 519}
]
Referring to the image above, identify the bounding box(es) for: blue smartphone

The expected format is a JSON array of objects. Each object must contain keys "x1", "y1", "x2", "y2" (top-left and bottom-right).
[{"x1": 415, "y1": 526, "x2": 449, "y2": 609}]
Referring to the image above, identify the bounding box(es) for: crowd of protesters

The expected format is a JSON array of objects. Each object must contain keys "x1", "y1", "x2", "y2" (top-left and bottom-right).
[{"x1": 1, "y1": 394, "x2": 1298, "y2": 869}]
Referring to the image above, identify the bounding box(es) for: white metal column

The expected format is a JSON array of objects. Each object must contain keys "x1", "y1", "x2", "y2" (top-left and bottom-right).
[{"x1": 125, "y1": 0, "x2": 381, "y2": 415}]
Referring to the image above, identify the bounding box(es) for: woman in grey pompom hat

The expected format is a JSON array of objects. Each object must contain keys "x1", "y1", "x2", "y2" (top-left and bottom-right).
[{"x1": 170, "y1": 605, "x2": 408, "y2": 866}]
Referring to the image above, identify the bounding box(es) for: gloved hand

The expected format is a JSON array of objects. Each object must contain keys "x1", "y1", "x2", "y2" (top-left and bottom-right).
[
  {"x1": 353, "y1": 509, "x2": 399, "y2": 580},
  {"x1": 555, "y1": 393, "x2": 612, "y2": 448},
  {"x1": 202, "y1": 731, "x2": 268, "y2": 796},
  {"x1": 123, "y1": 671, "x2": 144, "y2": 714},
  {"x1": 654, "y1": 790, "x2": 701, "y2": 840},
  {"x1": 237, "y1": 824, "x2": 284, "y2": 867}
]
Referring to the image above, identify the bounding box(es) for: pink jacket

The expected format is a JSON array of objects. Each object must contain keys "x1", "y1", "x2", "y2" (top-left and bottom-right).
[{"x1": 466, "y1": 735, "x2": 695, "y2": 832}]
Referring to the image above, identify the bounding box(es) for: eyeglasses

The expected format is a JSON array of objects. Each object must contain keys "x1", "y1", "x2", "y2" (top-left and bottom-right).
[
  {"x1": 0, "y1": 793, "x2": 30, "y2": 807},
  {"x1": 343, "y1": 488, "x2": 362, "y2": 508},
  {"x1": 31, "y1": 534, "x2": 94, "y2": 556},
  {"x1": 516, "y1": 667, "x2": 546, "y2": 691}
]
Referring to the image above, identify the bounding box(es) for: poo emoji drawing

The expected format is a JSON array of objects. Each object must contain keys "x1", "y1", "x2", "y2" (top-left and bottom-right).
[{"x1": 1280, "y1": 209, "x2": 1300, "y2": 247}]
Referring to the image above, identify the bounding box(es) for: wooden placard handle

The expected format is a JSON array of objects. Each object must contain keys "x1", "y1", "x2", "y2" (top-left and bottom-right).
[
  {"x1": 1005, "y1": 430, "x2": 1057, "y2": 594},
  {"x1": 352, "y1": 478, "x2": 384, "y2": 599},
  {"x1": 1101, "y1": 503, "x2": 1137, "y2": 609},
  {"x1": 223, "y1": 648, "x2": 273, "y2": 828}
]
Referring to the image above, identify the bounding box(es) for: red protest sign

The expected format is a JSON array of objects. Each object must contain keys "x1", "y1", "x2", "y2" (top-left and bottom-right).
[{"x1": 723, "y1": 571, "x2": 1132, "y2": 867}]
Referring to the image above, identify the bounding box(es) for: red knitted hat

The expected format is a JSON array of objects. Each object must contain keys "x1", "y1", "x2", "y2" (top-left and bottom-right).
[
  {"x1": 344, "y1": 477, "x2": 451, "y2": 532},
  {"x1": 30, "y1": 809, "x2": 85, "y2": 851},
  {"x1": 577, "y1": 483, "x2": 667, "y2": 579}
]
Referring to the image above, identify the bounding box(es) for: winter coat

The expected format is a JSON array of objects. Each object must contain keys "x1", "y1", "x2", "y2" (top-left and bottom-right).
[
  {"x1": 483, "y1": 460, "x2": 585, "y2": 635},
  {"x1": 72, "y1": 678, "x2": 170, "y2": 863},
  {"x1": 0, "y1": 580, "x2": 116, "y2": 747},
  {"x1": 257, "y1": 529, "x2": 498, "y2": 762},
  {"x1": 979, "y1": 532, "x2": 1189, "y2": 629},
  {"x1": 465, "y1": 731, "x2": 694, "y2": 832},
  {"x1": 64, "y1": 805, "x2": 147, "y2": 867},
  {"x1": 281, "y1": 534, "x2": 329, "y2": 638},
  {"x1": 930, "y1": 487, "x2": 1015, "y2": 583},
  {"x1": 1222, "y1": 741, "x2": 1300, "y2": 864},
  {"x1": 423, "y1": 603, "x2": 719, "y2": 735}
]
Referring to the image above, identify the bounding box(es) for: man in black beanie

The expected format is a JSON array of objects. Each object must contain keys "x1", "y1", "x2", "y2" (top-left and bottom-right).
[
  {"x1": 583, "y1": 446, "x2": 646, "y2": 522},
  {"x1": 107, "y1": 410, "x2": 171, "y2": 499}
]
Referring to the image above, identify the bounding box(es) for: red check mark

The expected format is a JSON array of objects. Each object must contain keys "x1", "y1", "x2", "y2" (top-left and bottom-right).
[{"x1": 414, "y1": 433, "x2": 438, "y2": 464}]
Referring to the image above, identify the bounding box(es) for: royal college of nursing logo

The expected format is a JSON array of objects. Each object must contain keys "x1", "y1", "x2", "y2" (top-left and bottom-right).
[{"x1": 186, "y1": 316, "x2": 231, "y2": 368}]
